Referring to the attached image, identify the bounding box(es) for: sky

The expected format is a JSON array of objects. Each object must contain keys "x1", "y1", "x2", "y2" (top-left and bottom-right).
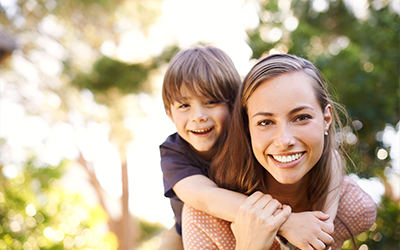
[{"x1": 1, "y1": 0, "x2": 398, "y2": 230}]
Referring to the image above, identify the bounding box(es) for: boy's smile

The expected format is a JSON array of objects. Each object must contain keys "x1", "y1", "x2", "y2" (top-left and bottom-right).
[{"x1": 168, "y1": 86, "x2": 230, "y2": 160}]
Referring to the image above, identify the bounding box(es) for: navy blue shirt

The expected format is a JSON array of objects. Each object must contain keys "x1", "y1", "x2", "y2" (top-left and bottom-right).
[{"x1": 160, "y1": 133, "x2": 210, "y2": 235}]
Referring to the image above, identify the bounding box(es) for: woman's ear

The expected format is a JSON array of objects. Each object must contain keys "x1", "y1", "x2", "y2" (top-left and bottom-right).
[{"x1": 324, "y1": 104, "x2": 332, "y2": 132}]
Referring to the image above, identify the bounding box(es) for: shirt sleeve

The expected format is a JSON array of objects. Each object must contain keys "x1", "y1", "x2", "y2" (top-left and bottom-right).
[
  {"x1": 182, "y1": 204, "x2": 234, "y2": 250},
  {"x1": 182, "y1": 205, "x2": 284, "y2": 250},
  {"x1": 160, "y1": 143, "x2": 205, "y2": 198},
  {"x1": 332, "y1": 176, "x2": 377, "y2": 249}
]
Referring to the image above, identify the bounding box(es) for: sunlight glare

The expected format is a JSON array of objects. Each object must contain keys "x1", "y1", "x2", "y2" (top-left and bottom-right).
[
  {"x1": 284, "y1": 16, "x2": 299, "y2": 31},
  {"x1": 344, "y1": 0, "x2": 370, "y2": 20},
  {"x1": 269, "y1": 27, "x2": 283, "y2": 42},
  {"x1": 312, "y1": 0, "x2": 329, "y2": 12},
  {"x1": 26, "y1": 204, "x2": 37, "y2": 217},
  {"x1": 100, "y1": 40, "x2": 116, "y2": 57},
  {"x1": 38, "y1": 15, "x2": 65, "y2": 38},
  {"x1": 349, "y1": 174, "x2": 385, "y2": 204}
]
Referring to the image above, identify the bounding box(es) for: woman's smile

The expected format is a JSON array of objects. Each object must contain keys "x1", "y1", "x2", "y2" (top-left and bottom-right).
[{"x1": 270, "y1": 152, "x2": 304, "y2": 163}]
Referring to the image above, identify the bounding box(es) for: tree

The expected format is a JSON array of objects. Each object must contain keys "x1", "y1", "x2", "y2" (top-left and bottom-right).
[
  {"x1": 0, "y1": 159, "x2": 118, "y2": 249},
  {"x1": 0, "y1": 0, "x2": 166, "y2": 248}
]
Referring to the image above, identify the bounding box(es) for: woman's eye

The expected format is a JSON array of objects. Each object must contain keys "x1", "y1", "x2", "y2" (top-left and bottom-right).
[
  {"x1": 258, "y1": 120, "x2": 272, "y2": 126},
  {"x1": 295, "y1": 115, "x2": 311, "y2": 122}
]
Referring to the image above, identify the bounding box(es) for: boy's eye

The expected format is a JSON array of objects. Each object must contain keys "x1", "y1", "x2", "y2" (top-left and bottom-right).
[
  {"x1": 178, "y1": 104, "x2": 190, "y2": 108},
  {"x1": 295, "y1": 114, "x2": 311, "y2": 122},
  {"x1": 206, "y1": 100, "x2": 220, "y2": 105}
]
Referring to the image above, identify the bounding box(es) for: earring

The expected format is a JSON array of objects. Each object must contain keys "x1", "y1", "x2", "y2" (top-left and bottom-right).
[{"x1": 324, "y1": 131, "x2": 328, "y2": 136}]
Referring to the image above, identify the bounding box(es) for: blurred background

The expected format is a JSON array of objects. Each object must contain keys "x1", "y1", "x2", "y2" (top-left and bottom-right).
[{"x1": 0, "y1": 0, "x2": 399, "y2": 249}]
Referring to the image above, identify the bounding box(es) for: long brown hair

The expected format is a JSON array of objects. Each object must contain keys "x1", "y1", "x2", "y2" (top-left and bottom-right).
[{"x1": 210, "y1": 54, "x2": 346, "y2": 211}]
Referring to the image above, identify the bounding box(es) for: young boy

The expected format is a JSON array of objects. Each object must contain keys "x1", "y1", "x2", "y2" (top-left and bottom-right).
[{"x1": 159, "y1": 46, "x2": 340, "y2": 250}]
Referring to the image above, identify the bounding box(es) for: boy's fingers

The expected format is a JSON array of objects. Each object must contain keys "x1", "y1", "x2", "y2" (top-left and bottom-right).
[
  {"x1": 321, "y1": 221, "x2": 335, "y2": 235},
  {"x1": 243, "y1": 191, "x2": 264, "y2": 206},
  {"x1": 271, "y1": 205, "x2": 291, "y2": 225},
  {"x1": 243, "y1": 191, "x2": 273, "y2": 209},
  {"x1": 313, "y1": 211, "x2": 330, "y2": 221}
]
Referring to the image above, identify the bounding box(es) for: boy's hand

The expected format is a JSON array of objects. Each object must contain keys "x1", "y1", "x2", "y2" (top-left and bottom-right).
[
  {"x1": 278, "y1": 211, "x2": 334, "y2": 250},
  {"x1": 232, "y1": 192, "x2": 291, "y2": 250}
]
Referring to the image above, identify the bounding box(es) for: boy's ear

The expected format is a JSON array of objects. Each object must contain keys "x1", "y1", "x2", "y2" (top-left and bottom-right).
[
  {"x1": 166, "y1": 110, "x2": 174, "y2": 122},
  {"x1": 324, "y1": 104, "x2": 332, "y2": 132}
]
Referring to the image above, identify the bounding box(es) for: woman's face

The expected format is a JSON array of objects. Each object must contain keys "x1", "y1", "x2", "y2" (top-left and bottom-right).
[{"x1": 247, "y1": 71, "x2": 332, "y2": 184}]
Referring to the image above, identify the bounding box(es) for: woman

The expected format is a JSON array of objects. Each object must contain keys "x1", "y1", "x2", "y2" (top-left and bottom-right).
[{"x1": 182, "y1": 54, "x2": 376, "y2": 250}]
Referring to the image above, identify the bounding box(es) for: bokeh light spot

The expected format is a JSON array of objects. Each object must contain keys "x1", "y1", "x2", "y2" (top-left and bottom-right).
[
  {"x1": 10, "y1": 221, "x2": 21, "y2": 232},
  {"x1": 43, "y1": 227, "x2": 55, "y2": 239},
  {"x1": 26, "y1": 203, "x2": 37, "y2": 216},
  {"x1": 346, "y1": 133, "x2": 358, "y2": 145},
  {"x1": 377, "y1": 148, "x2": 388, "y2": 160},
  {"x1": 68, "y1": 215, "x2": 80, "y2": 227},
  {"x1": 54, "y1": 230, "x2": 65, "y2": 242},
  {"x1": 82, "y1": 228, "x2": 93, "y2": 240},
  {"x1": 63, "y1": 236, "x2": 74, "y2": 249},
  {"x1": 74, "y1": 235, "x2": 85, "y2": 248},
  {"x1": 364, "y1": 62, "x2": 374, "y2": 72}
]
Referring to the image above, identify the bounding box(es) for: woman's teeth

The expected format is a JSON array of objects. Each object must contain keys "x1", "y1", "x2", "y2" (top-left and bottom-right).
[{"x1": 273, "y1": 153, "x2": 303, "y2": 163}]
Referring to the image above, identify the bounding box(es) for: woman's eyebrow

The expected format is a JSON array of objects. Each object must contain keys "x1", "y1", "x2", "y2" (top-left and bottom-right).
[
  {"x1": 288, "y1": 105, "x2": 314, "y2": 115},
  {"x1": 252, "y1": 111, "x2": 273, "y2": 118},
  {"x1": 252, "y1": 105, "x2": 314, "y2": 118}
]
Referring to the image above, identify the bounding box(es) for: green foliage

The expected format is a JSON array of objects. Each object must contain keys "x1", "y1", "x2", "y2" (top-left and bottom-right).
[
  {"x1": 0, "y1": 159, "x2": 118, "y2": 249},
  {"x1": 71, "y1": 56, "x2": 153, "y2": 96},
  {"x1": 69, "y1": 45, "x2": 180, "y2": 103},
  {"x1": 138, "y1": 218, "x2": 165, "y2": 242}
]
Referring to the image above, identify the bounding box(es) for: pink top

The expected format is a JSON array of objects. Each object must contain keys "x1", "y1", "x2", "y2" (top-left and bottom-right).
[{"x1": 182, "y1": 176, "x2": 376, "y2": 250}]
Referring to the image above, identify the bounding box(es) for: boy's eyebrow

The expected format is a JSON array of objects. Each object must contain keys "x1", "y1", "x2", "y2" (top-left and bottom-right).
[
  {"x1": 175, "y1": 96, "x2": 191, "y2": 102},
  {"x1": 252, "y1": 105, "x2": 314, "y2": 118}
]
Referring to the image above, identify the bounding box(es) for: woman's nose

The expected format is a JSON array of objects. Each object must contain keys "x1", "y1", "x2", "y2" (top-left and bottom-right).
[{"x1": 274, "y1": 125, "x2": 295, "y2": 149}]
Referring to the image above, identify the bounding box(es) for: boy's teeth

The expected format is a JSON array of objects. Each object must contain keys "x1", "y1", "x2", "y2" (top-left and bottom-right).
[
  {"x1": 192, "y1": 128, "x2": 212, "y2": 133},
  {"x1": 273, "y1": 153, "x2": 303, "y2": 163}
]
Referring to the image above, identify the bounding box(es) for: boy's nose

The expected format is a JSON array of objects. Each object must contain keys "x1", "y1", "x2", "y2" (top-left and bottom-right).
[{"x1": 192, "y1": 106, "x2": 208, "y2": 122}]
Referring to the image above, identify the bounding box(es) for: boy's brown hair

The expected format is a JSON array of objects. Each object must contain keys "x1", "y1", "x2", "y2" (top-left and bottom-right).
[{"x1": 162, "y1": 46, "x2": 241, "y2": 114}]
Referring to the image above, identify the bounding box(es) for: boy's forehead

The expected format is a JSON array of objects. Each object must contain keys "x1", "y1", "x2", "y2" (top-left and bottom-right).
[{"x1": 174, "y1": 86, "x2": 211, "y2": 102}]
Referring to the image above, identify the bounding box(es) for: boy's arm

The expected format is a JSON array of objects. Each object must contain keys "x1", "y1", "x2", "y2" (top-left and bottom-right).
[{"x1": 173, "y1": 174, "x2": 247, "y2": 222}]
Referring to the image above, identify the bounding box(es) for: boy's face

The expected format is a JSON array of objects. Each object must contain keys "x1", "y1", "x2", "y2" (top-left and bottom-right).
[{"x1": 168, "y1": 86, "x2": 230, "y2": 160}]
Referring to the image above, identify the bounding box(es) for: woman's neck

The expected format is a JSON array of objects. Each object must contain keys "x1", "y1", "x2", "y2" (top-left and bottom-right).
[{"x1": 266, "y1": 173, "x2": 310, "y2": 212}]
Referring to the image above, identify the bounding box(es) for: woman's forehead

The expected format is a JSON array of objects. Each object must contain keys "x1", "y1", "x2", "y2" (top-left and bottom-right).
[{"x1": 247, "y1": 72, "x2": 320, "y2": 113}]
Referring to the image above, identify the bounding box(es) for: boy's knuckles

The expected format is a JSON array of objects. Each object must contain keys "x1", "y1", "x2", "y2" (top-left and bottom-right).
[
  {"x1": 326, "y1": 225, "x2": 334, "y2": 235},
  {"x1": 325, "y1": 236, "x2": 334, "y2": 246},
  {"x1": 269, "y1": 199, "x2": 281, "y2": 207}
]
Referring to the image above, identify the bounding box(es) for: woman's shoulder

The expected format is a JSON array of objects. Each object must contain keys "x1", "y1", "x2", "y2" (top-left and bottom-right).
[
  {"x1": 333, "y1": 175, "x2": 377, "y2": 242},
  {"x1": 339, "y1": 176, "x2": 377, "y2": 219}
]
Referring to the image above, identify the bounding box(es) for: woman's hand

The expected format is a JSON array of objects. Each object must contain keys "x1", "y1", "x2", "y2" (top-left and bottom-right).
[
  {"x1": 278, "y1": 211, "x2": 334, "y2": 250},
  {"x1": 232, "y1": 191, "x2": 291, "y2": 250}
]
